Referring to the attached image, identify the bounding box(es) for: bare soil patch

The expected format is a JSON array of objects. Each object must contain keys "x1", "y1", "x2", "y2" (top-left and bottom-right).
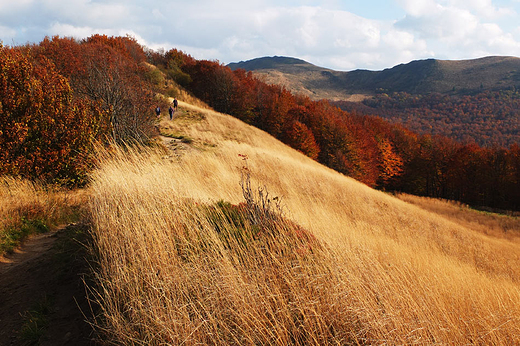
[{"x1": 0, "y1": 224, "x2": 97, "y2": 346}]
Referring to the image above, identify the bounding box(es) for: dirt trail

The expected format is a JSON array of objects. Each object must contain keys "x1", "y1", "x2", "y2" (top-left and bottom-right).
[
  {"x1": 0, "y1": 225, "x2": 97, "y2": 345},
  {"x1": 0, "y1": 233, "x2": 56, "y2": 275}
]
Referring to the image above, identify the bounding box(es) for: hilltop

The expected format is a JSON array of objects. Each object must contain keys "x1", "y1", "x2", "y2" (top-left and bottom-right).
[{"x1": 228, "y1": 55, "x2": 520, "y2": 100}]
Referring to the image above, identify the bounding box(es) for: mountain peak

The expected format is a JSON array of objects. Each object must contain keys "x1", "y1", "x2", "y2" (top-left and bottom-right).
[{"x1": 228, "y1": 56, "x2": 314, "y2": 71}]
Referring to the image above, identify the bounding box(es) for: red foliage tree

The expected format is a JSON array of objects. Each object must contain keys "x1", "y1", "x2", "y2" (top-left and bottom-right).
[
  {"x1": 36, "y1": 35, "x2": 155, "y2": 142},
  {"x1": 284, "y1": 120, "x2": 320, "y2": 160},
  {"x1": 77, "y1": 40, "x2": 155, "y2": 141},
  {"x1": 83, "y1": 34, "x2": 147, "y2": 64},
  {"x1": 375, "y1": 137, "x2": 404, "y2": 186},
  {"x1": 0, "y1": 45, "x2": 108, "y2": 185}
]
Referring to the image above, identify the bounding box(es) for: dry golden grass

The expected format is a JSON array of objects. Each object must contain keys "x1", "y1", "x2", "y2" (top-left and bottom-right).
[
  {"x1": 395, "y1": 193, "x2": 520, "y2": 240},
  {"x1": 88, "y1": 102, "x2": 520, "y2": 345},
  {"x1": 0, "y1": 177, "x2": 86, "y2": 255}
]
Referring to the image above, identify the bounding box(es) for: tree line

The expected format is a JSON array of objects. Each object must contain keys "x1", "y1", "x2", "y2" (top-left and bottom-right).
[{"x1": 151, "y1": 50, "x2": 520, "y2": 212}]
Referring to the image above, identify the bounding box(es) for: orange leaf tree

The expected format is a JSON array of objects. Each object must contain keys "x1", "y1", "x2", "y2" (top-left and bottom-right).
[
  {"x1": 0, "y1": 44, "x2": 108, "y2": 185},
  {"x1": 284, "y1": 120, "x2": 320, "y2": 160},
  {"x1": 36, "y1": 35, "x2": 155, "y2": 143}
]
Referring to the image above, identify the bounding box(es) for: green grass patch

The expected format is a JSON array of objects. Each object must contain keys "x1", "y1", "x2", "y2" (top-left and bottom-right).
[
  {"x1": 20, "y1": 295, "x2": 52, "y2": 344},
  {"x1": 0, "y1": 199, "x2": 84, "y2": 256},
  {"x1": 0, "y1": 217, "x2": 49, "y2": 254},
  {"x1": 201, "y1": 199, "x2": 319, "y2": 258}
]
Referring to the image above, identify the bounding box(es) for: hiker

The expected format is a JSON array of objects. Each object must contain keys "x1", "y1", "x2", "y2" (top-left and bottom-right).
[
  {"x1": 169, "y1": 106, "x2": 174, "y2": 120},
  {"x1": 173, "y1": 98, "x2": 178, "y2": 111},
  {"x1": 155, "y1": 106, "x2": 161, "y2": 117}
]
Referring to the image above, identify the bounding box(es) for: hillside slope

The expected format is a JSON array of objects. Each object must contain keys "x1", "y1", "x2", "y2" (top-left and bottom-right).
[
  {"x1": 229, "y1": 56, "x2": 365, "y2": 101},
  {"x1": 228, "y1": 55, "x2": 520, "y2": 100},
  {"x1": 88, "y1": 100, "x2": 520, "y2": 344}
]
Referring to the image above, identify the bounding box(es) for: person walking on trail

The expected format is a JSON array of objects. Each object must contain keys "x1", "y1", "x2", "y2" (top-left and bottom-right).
[
  {"x1": 169, "y1": 106, "x2": 174, "y2": 120},
  {"x1": 155, "y1": 106, "x2": 161, "y2": 117},
  {"x1": 173, "y1": 98, "x2": 178, "y2": 112}
]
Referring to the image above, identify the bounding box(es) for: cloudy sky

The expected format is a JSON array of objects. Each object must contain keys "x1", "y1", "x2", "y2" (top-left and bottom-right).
[{"x1": 1, "y1": 0, "x2": 520, "y2": 71}]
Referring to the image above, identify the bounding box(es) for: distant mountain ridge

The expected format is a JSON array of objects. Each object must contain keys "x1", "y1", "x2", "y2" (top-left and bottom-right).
[
  {"x1": 228, "y1": 56, "x2": 520, "y2": 100},
  {"x1": 227, "y1": 56, "x2": 310, "y2": 70}
]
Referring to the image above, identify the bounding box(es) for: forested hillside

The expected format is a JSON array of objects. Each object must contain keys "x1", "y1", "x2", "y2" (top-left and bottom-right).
[
  {"x1": 231, "y1": 56, "x2": 520, "y2": 151},
  {"x1": 156, "y1": 52, "x2": 520, "y2": 211},
  {"x1": 335, "y1": 90, "x2": 520, "y2": 148},
  {"x1": 1, "y1": 36, "x2": 519, "y2": 211}
]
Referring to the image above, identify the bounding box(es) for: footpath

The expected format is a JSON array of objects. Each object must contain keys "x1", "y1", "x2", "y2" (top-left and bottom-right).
[{"x1": 0, "y1": 224, "x2": 96, "y2": 345}]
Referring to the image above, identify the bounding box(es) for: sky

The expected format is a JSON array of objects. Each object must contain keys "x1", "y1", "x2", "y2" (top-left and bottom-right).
[{"x1": 1, "y1": 0, "x2": 520, "y2": 71}]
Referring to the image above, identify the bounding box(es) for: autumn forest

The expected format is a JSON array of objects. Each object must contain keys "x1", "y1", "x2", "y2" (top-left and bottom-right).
[{"x1": 1, "y1": 35, "x2": 519, "y2": 211}]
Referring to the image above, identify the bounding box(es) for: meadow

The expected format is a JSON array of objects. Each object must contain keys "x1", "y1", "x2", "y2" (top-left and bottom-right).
[{"x1": 87, "y1": 101, "x2": 520, "y2": 345}]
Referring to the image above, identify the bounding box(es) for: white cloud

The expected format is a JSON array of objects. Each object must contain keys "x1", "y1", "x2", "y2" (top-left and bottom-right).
[
  {"x1": 47, "y1": 23, "x2": 97, "y2": 39},
  {"x1": 449, "y1": 0, "x2": 515, "y2": 19},
  {"x1": 395, "y1": 0, "x2": 440, "y2": 17},
  {"x1": 194, "y1": 6, "x2": 391, "y2": 69},
  {"x1": 391, "y1": 0, "x2": 520, "y2": 63},
  {"x1": 0, "y1": 0, "x2": 520, "y2": 70},
  {"x1": 396, "y1": 5, "x2": 479, "y2": 40},
  {"x1": 382, "y1": 29, "x2": 432, "y2": 63},
  {"x1": 473, "y1": 23, "x2": 520, "y2": 55},
  {"x1": 213, "y1": 6, "x2": 433, "y2": 70}
]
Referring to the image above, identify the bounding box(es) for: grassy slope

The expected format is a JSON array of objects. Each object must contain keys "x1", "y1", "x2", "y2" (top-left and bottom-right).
[{"x1": 88, "y1": 100, "x2": 520, "y2": 344}]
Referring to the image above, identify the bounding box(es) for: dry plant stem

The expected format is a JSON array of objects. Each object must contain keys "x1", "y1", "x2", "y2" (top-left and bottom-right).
[{"x1": 239, "y1": 154, "x2": 285, "y2": 227}]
